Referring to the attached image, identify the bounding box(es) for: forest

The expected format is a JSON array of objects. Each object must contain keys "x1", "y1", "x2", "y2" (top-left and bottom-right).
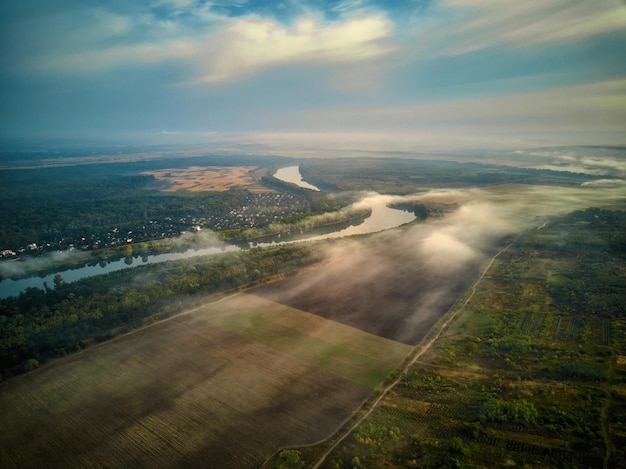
[
  {"x1": 300, "y1": 157, "x2": 603, "y2": 194},
  {"x1": 1, "y1": 156, "x2": 266, "y2": 249},
  {"x1": 0, "y1": 155, "x2": 356, "y2": 258}
]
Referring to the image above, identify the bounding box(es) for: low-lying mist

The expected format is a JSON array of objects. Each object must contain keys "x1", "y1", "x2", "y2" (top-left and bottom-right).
[
  {"x1": 253, "y1": 183, "x2": 625, "y2": 344},
  {"x1": 253, "y1": 200, "x2": 510, "y2": 344},
  {"x1": 0, "y1": 230, "x2": 230, "y2": 282}
]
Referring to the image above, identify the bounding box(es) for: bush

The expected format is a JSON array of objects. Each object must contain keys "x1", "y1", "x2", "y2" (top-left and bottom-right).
[
  {"x1": 493, "y1": 335, "x2": 531, "y2": 356},
  {"x1": 555, "y1": 361, "x2": 608, "y2": 381},
  {"x1": 479, "y1": 397, "x2": 538, "y2": 425}
]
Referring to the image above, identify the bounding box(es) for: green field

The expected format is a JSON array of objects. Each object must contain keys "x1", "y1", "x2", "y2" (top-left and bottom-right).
[{"x1": 0, "y1": 293, "x2": 411, "y2": 468}]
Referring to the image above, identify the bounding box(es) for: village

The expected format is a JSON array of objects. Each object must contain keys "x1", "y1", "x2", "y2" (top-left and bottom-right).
[{"x1": 0, "y1": 191, "x2": 309, "y2": 259}]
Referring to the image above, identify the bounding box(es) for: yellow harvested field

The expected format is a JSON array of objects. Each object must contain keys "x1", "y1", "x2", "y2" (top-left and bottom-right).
[{"x1": 144, "y1": 165, "x2": 270, "y2": 192}]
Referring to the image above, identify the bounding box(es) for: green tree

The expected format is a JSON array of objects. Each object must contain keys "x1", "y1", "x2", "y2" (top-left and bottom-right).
[
  {"x1": 53, "y1": 274, "x2": 64, "y2": 289},
  {"x1": 276, "y1": 449, "x2": 305, "y2": 469},
  {"x1": 427, "y1": 437, "x2": 470, "y2": 469},
  {"x1": 479, "y1": 398, "x2": 538, "y2": 425},
  {"x1": 23, "y1": 358, "x2": 39, "y2": 371}
]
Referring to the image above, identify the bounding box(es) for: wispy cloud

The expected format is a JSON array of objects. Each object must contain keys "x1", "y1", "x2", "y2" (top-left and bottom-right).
[
  {"x1": 196, "y1": 14, "x2": 394, "y2": 82},
  {"x1": 265, "y1": 79, "x2": 626, "y2": 143},
  {"x1": 14, "y1": 7, "x2": 393, "y2": 84},
  {"x1": 417, "y1": 0, "x2": 626, "y2": 55}
]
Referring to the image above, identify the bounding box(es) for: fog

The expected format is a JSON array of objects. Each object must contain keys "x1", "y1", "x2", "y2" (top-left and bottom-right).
[
  {"x1": 0, "y1": 230, "x2": 230, "y2": 282},
  {"x1": 0, "y1": 250, "x2": 79, "y2": 280},
  {"x1": 253, "y1": 183, "x2": 624, "y2": 344}
]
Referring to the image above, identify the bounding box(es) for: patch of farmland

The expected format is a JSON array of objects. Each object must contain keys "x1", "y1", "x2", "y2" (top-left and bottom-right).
[
  {"x1": 0, "y1": 293, "x2": 411, "y2": 468},
  {"x1": 588, "y1": 316, "x2": 611, "y2": 346},
  {"x1": 546, "y1": 314, "x2": 580, "y2": 341},
  {"x1": 208, "y1": 294, "x2": 413, "y2": 388},
  {"x1": 143, "y1": 165, "x2": 269, "y2": 192},
  {"x1": 517, "y1": 311, "x2": 547, "y2": 338}
]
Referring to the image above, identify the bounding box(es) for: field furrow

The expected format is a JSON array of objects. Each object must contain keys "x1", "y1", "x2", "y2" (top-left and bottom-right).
[{"x1": 0, "y1": 293, "x2": 412, "y2": 468}]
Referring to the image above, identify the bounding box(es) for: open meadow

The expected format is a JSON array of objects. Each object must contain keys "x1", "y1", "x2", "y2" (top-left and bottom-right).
[{"x1": 0, "y1": 293, "x2": 411, "y2": 468}]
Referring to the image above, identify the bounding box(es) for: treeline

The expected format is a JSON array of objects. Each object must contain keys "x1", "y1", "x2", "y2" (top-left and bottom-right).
[
  {"x1": 222, "y1": 207, "x2": 371, "y2": 244},
  {"x1": 260, "y1": 174, "x2": 356, "y2": 212},
  {"x1": 0, "y1": 158, "x2": 357, "y2": 253},
  {"x1": 299, "y1": 158, "x2": 605, "y2": 194},
  {"x1": 389, "y1": 202, "x2": 438, "y2": 220},
  {"x1": 0, "y1": 244, "x2": 322, "y2": 381}
]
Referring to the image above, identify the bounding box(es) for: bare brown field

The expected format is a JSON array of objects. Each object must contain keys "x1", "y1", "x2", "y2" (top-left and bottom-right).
[
  {"x1": 0, "y1": 293, "x2": 411, "y2": 468},
  {"x1": 143, "y1": 165, "x2": 271, "y2": 192},
  {"x1": 251, "y1": 238, "x2": 482, "y2": 345}
]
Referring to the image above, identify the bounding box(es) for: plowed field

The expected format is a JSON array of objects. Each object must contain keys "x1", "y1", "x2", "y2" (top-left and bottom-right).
[{"x1": 0, "y1": 293, "x2": 410, "y2": 468}]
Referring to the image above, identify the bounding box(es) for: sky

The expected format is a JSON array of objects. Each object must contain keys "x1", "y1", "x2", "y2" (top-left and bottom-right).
[{"x1": 1, "y1": 0, "x2": 625, "y2": 150}]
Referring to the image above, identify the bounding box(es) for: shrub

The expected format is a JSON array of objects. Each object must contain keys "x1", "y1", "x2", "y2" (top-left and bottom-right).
[{"x1": 555, "y1": 361, "x2": 607, "y2": 381}]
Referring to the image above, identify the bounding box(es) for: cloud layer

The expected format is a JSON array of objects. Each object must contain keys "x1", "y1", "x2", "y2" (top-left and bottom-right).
[{"x1": 1, "y1": 0, "x2": 625, "y2": 147}]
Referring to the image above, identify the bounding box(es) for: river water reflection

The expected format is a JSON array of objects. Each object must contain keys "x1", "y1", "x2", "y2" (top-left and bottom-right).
[
  {"x1": 0, "y1": 246, "x2": 241, "y2": 299},
  {"x1": 0, "y1": 167, "x2": 414, "y2": 298},
  {"x1": 273, "y1": 165, "x2": 320, "y2": 191}
]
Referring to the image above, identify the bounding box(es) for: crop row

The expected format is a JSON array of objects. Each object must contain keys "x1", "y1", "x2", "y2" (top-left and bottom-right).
[
  {"x1": 425, "y1": 402, "x2": 473, "y2": 421},
  {"x1": 476, "y1": 434, "x2": 545, "y2": 455},
  {"x1": 474, "y1": 433, "x2": 603, "y2": 468},
  {"x1": 593, "y1": 317, "x2": 611, "y2": 346},
  {"x1": 517, "y1": 312, "x2": 547, "y2": 338},
  {"x1": 546, "y1": 315, "x2": 580, "y2": 342},
  {"x1": 543, "y1": 314, "x2": 613, "y2": 346},
  {"x1": 396, "y1": 378, "x2": 484, "y2": 404},
  {"x1": 489, "y1": 422, "x2": 564, "y2": 439},
  {"x1": 373, "y1": 406, "x2": 448, "y2": 438},
  {"x1": 371, "y1": 405, "x2": 471, "y2": 442}
]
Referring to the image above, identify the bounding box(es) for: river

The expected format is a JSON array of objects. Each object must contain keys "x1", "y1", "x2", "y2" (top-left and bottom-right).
[
  {"x1": 273, "y1": 165, "x2": 321, "y2": 191},
  {"x1": 0, "y1": 166, "x2": 414, "y2": 298}
]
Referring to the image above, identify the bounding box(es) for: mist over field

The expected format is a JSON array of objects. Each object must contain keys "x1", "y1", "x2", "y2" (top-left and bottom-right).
[{"x1": 255, "y1": 182, "x2": 625, "y2": 344}]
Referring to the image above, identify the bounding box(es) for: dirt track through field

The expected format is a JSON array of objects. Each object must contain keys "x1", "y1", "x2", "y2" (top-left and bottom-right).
[{"x1": 309, "y1": 241, "x2": 514, "y2": 468}]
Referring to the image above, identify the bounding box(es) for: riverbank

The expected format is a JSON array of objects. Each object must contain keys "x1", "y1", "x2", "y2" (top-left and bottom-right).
[{"x1": 0, "y1": 200, "x2": 413, "y2": 298}]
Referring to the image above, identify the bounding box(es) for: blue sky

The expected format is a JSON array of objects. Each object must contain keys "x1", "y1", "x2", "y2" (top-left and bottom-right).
[{"x1": 1, "y1": 0, "x2": 625, "y2": 150}]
